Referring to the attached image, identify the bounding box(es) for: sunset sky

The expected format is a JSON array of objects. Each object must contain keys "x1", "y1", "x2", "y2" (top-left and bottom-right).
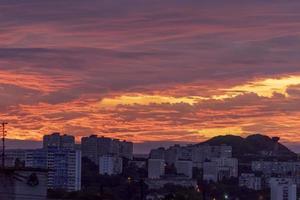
[{"x1": 1, "y1": 0, "x2": 300, "y2": 153}]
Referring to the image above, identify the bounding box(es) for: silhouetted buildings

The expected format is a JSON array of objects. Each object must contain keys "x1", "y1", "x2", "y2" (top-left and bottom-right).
[
  {"x1": 43, "y1": 132, "x2": 75, "y2": 150},
  {"x1": 81, "y1": 135, "x2": 133, "y2": 165}
]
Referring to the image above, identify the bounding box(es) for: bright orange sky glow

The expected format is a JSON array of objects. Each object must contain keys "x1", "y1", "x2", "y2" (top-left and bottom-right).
[{"x1": 1, "y1": 0, "x2": 300, "y2": 152}]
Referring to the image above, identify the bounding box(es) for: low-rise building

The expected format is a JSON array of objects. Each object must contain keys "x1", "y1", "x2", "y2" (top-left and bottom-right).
[
  {"x1": 175, "y1": 160, "x2": 193, "y2": 179},
  {"x1": 239, "y1": 173, "x2": 262, "y2": 191},
  {"x1": 203, "y1": 157, "x2": 238, "y2": 182}
]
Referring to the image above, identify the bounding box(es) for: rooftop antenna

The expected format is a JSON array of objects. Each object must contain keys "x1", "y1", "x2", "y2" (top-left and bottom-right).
[{"x1": 1, "y1": 122, "x2": 7, "y2": 168}]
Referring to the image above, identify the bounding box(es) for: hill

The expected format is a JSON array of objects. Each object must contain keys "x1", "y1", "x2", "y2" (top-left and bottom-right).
[{"x1": 198, "y1": 134, "x2": 297, "y2": 160}]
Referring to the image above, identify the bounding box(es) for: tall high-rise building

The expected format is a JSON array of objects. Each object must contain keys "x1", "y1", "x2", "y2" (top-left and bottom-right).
[
  {"x1": 81, "y1": 135, "x2": 98, "y2": 164},
  {"x1": 25, "y1": 148, "x2": 81, "y2": 191},
  {"x1": 81, "y1": 135, "x2": 133, "y2": 165},
  {"x1": 270, "y1": 178, "x2": 296, "y2": 200},
  {"x1": 43, "y1": 133, "x2": 75, "y2": 150},
  {"x1": 43, "y1": 132, "x2": 60, "y2": 149},
  {"x1": 27, "y1": 133, "x2": 80, "y2": 191},
  {"x1": 119, "y1": 141, "x2": 134, "y2": 160}
]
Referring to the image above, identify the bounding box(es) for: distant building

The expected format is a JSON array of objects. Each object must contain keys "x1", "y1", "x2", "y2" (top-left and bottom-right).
[
  {"x1": 25, "y1": 148, "x2": 81, "y2": 191},
  {"x1": 119, "y1": 141, "x2": 133, "y2": 160},
  {"x1": 25, "y1": 150, "x2": 47, "y2": 169},
  {"x1": 128, "y1": 157, "x2": 147, "y2": 169},
  {"x1": 203, "y1": 157, "x2": 238, "y2": 182},
  {"x1": 0, "y1": 168, "x2": 48, "y2": 200},
  {"x1": 148, "y1": 159, "x2": 165, "y2": 179},
  {"x1": 81, "y1": 135, "x2": 98, "y2": 164},
  {"x1": 99, "y1": 155, "x2": 123, "y2": 175},
  {"x1": 239, "y1": 173, "x2": 262, "y2": 190},
  {"x1": 270, "y1": 178, "x2": 296, "y2": 200},
  {"x1": 252, "y1": 161, "x2": 300, "y2": 176},
  {"x1": 43, "y1": 132, "x2": 75, "y2": 150},
  {"x1": 203, "y1": 161, "x2": 218, "y2": 182},
  {"x1": 43, "y1": 132, "x2": 60, "y2": 149},
  {"x1": 146, "y1": 193, "x2": 165, "y2": 200},
  {"x1": 150, "y1": 147, "x2": 165, "y2": 160},
  {"x1": 145, "y1": 176, "x2": 197, "y2": 190},
  {"x1": 151, "y1": 144, "x2": 232, "y2": 168},
  {"x1": 252, "y1": 161, "x2": 300, "y2": 186},
  {"x1": 175, "y1": 160, "x2": 193, "y2": 179},
  {"x1": 81, "y1": 135, "x2": 133, "y2": 165},
  {"x1": 6, "y1": 149, "x2": 26, "y2": 163}
]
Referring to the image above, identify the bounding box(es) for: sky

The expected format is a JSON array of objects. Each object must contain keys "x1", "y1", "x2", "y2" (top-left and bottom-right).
[{"x1": 1, "y1": 0, "x2": 300, "y2": 153}]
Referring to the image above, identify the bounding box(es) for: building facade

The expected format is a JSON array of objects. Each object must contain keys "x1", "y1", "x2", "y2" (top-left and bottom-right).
[
  {"x1": 43, "y1": 132, "x2": 75, "y2": 150},
  {"x1": 81, "y1": 135, "x2": 133, "y2": 165},
  {"x1": 203, "y1": 157, "x2": 238, "y2": 182},
  {"x1": 239, "y1": 173, "x2": 262, "y2": 191},
  {"x1": 175, "y1": 160, "x2": 193, "y2": 179},
  {"x1": 270, "y1": 178, "x2": 297, "y2": 200},
  {"x1": 148, "y1": 159, "x2": 165, "y2": 179},
  {"x1": 26, "y1": 133, "x2": 81, "y2": 192},
  {"x1": 99, "y1": 155, "x2": 123, "y2": 175}
]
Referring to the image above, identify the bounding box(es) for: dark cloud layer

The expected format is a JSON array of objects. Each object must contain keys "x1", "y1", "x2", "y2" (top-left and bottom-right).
[{"x1": 0, "y1": 0, "x2": 300, "y2": 152}]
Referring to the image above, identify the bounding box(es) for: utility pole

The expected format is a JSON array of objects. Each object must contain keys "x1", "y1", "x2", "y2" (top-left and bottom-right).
[{"x1": 1, "y1": 122, "x2": 7, "y2": 168}]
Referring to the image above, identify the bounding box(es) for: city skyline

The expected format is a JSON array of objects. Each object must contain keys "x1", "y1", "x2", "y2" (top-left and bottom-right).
[{"x1": 1, "y1": 1, "x2": 300, "y2": 152}]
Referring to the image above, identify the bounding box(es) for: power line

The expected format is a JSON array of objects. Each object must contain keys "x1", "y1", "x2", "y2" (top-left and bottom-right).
[{"x1": 1, "y1": 122, "x2": 7, "y2": 168}]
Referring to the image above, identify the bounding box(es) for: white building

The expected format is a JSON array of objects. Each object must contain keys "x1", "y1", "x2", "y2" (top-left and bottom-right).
[
  {"x1": 203, "y1": 158, "x2": 238, "y2": 182},
  {"x1": 175, "y1": 160, "x2": 193, "y2": 179},
  {"x1": 239, "y1": 173, "x2": 262, "y2": 190},
  {"x1": 270, "y1": 178, "x2": 296, "y2": 200},
  {"x1": 26, "y1": 149, "x2": 81, "y2": 191},
  {"x1": 99, "y1": 155, "x2": 123, "y2": 175},
  {"x1": 148, "y1": 159, "x2": 165, "y2": 179}
]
